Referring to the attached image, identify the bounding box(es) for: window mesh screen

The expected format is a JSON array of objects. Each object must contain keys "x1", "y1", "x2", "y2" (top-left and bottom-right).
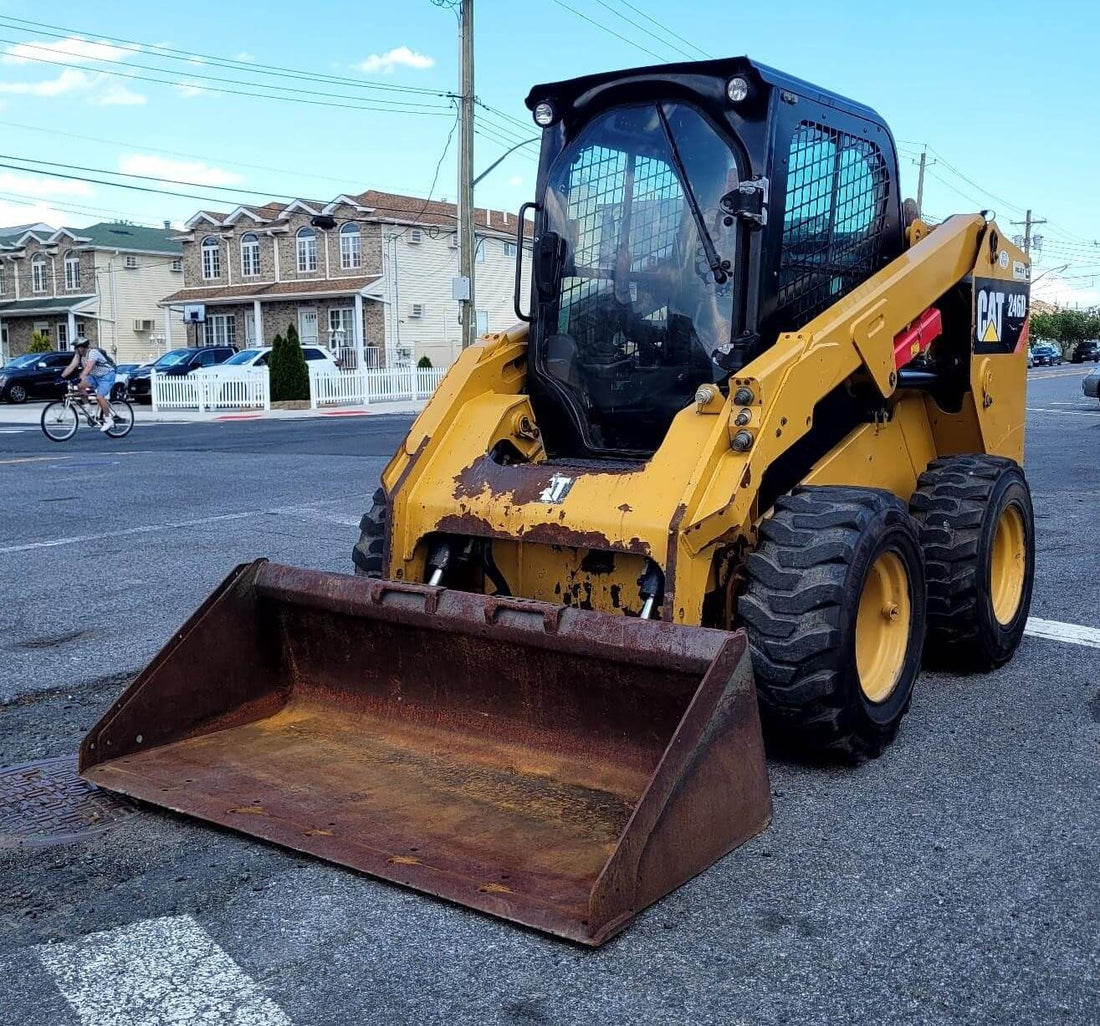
[{"x1": 778, "y1": 122, "x2": 888, "y2": 325}]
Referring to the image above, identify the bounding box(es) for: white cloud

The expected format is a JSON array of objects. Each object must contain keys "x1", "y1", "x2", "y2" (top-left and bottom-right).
[
  {"x1": 118, "y1": 154, "x2": 243, "y2": 187},
  {"x1": 356, "y1": 46, "x2": 434, "y2": 74},
  {"x1": 508, "y1": 176, "x2": 524, "y2": 187},
  {"x1": 1, "y1": 36, "x2": 140, "y2": 66},
  {"x1": 0, "y1": 68, "x2": 91, "y2": 97},
  {"x1": 0, "y1": 197, "x2": 96, "y2": 230},
  {"x1": 1034, "y1": 271, "x2": 1100, "y2": 310},
  {"x1": 174, "y1": 81, "x2": 210, "y2": 99},
  {"x1": 0, "y1": 173, "x2": 95, "y2": 199},
  {"x1": 91, "y1": 83, "x2": 147, "y2": 107},
  {"x1": 234, "y1": 52, "x2": 255, "y2": 63}
]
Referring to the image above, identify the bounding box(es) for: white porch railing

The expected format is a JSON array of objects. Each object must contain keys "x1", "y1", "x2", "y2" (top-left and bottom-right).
[
  {"x1": 152, "y1": 368, "x2": 270, "y2": 412},
  {"x1": 309, "y1": 366, "x2": 447, "y2": 409}
]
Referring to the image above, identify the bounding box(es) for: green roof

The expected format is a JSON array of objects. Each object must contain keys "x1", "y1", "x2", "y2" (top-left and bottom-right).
[
  {"x1": 66, "y1": 222, "x2": 182, "y2": 254},
  {"x1": 0, "y1": 296, "x2": 97, "y2": 314}
]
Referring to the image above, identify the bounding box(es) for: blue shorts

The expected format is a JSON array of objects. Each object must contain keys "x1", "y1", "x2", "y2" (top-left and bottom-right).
[{"x1": 89, "y1": 373, "x2": 115, "y2": 397}]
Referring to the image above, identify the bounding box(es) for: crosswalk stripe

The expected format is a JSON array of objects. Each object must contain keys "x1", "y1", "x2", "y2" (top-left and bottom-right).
[
  {"x1": 36, "y1": 915, "x2": 292, "y2": 1026},
  {"x1": 1025, "y1": 617, "x2": 1100, "y2": 649}
]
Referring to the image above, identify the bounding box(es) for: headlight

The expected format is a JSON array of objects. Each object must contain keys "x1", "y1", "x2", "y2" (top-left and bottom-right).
[
  {"x1": 726, "y1": 76, "x2": 750, "y2": 103},
  {"x1": 533, "y1": 101, "x2": 556, "y2": 127}
]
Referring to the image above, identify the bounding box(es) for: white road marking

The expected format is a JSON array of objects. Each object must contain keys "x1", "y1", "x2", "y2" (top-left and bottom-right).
[
  {"x1": 1026, "y1": 406, "x2": 1100, "y2": 417},
  {"x1": 0, "y1": 496, "x2": 360, "y2": 554},
  {"x1": 1025, "y1": 617, "x2": 1100, "y2": 650},
  {"x1": 36, "y1": 915, "x2": 292, "y2": 1026}
]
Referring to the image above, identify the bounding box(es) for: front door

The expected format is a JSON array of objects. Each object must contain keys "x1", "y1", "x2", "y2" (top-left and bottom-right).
[
  {"x1": 298, "y1": 308, "x2": 318, "y2": 343},
  {"x1": 245, "y1": 311, "x2": 256, "y2": 347}
]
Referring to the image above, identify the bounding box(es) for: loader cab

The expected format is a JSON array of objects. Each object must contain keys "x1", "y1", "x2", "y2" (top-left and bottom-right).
[{"x1": 520, "y1": 57, "x2": 905, "y2": 461}]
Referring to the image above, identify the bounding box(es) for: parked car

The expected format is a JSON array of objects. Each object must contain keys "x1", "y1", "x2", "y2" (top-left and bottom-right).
[
  {"x1": 1031, "y1": 342, "x2": 1063, "y2": 366},
  {"x1": 188, "y1": 344, "x2": 339, "y2": 376},
  {"x1": 1027, "y1": 346, "x2": 1035, "y2": 368},
  {"x1": 127, "y1": 346, "x2": 238, "y2": 402},
  {"x1": 0, "y1": 350, "x2": 78, "y2": 403},
  {"x1": 1071, "y1": 340, "x2": 1100, "y2": 363},
  {"x1": 1084, "y1": 366, "x2": 1100, "y2": 403},
  {"x1": 111, "y1": 362, "x2": 142, "y2": 401}
]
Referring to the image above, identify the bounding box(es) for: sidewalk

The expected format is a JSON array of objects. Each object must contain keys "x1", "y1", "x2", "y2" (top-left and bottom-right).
[{"x1": 0, "y1": 399, "x2": 426, "y2": 427}]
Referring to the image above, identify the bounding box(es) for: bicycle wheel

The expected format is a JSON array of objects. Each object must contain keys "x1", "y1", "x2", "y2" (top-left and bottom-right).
[
  {"x1": 106, "y1": 400, "x2": 134, "y2": 439},
  {"x1": 41, "y1": 402, "x2": 78, "y2": 442}
]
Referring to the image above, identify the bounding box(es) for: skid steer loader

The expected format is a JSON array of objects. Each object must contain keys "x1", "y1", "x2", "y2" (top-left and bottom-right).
[{"x1": 81, "y1": 57, "x2": 1035, "y2": 945}]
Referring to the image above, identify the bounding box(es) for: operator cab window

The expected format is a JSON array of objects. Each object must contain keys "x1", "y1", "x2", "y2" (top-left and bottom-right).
[{"x1": 538, "y1": 103, "x2": 740, "y2": 455}]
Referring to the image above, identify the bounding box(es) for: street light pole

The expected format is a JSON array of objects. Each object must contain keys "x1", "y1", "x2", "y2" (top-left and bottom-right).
[{"x1": 458, "y1": 0, "x2": 477, "y2": 349}]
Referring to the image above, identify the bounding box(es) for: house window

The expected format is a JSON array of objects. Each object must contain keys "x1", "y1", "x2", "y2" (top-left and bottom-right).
[
  {"x1": 32, "y1": 255, "x2": 48, "y2": 293},
  {"x1": 170, "y1": 257, "x2": 183, "y2": 272},
  {"x1": 64, "y1": 252, "x2": 81, "y2": 290},
  {"x1": 240, "y1": 233, "x2": 260, "y2": 276},
  {"x1": 201, "y1": 236, "x2": 221, "y2": 279},
  {"x1": 124, "y1": 254, "x2": 138, "y2": 269},
  {"x1": 476, "y1": 309, "x2": 489, "y2": 336},
  {"x1": 328, "y1": 307, "x2": 355, "y2": 345},
  {"x1": 504, "y1": 241, "x2": 517, "y2": 258},
  {"x1": 339, "y1": 223, "x2": 361, "y2": 270},
  {"x1": 0, "y1": 263, "x2": 5, "y2": 294},
  {"x1": 203, "y1": 313, "x2": 236, "y2": 347},
  {"x1": 33, "y1": 320, "x2": 50, "y2": 339},
  {"x1": 57, "y1": 321, "x2": 68, "y2": 347},
  {"x1": 296, "y1": 227, "x2": 317, "y2": 272}
]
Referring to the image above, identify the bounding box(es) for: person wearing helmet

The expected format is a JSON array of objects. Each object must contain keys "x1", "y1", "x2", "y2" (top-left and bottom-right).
[{"x1": 61, "y1": 336, "x2": 116, "y2": 432}]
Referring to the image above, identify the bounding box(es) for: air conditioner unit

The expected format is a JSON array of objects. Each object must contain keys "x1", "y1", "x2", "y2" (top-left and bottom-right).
[
  {"x1": 124, "y1": 255, "x2": 138, "y2": 269},
  {"x1": 409, "y1": 228, "x2": 423, "y2": 244},
  {"x1": 132, "y1": 318, "x2": 155, "y2": 332},
  {"x1": 448, "y1": 234, "x2": 458, "y2": 249},
  {"x1": 408, "y1": 303, "x2": 424, "y2": 319}
]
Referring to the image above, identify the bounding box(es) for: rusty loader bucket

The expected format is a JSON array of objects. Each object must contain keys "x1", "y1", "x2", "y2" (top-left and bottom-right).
[{"x1": 80, "y1": 561, "x2": 771, "y2": 945}]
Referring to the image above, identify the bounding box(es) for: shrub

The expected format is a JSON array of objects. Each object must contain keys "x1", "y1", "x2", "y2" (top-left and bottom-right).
[
  {"x1": 417, "y1": 355, "x2": 433, "y2": 369},
  {"x1": 28, "y1": 331, "x2": 52, "y2": 353},
  {"x1": 269, "y1": 323, "x2": 310, "y2": 401}
]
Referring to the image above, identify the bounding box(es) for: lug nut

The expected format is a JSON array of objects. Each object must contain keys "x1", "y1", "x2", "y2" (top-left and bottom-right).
[
  {"x1": 694, "y1": 383, "x2": 720, "y2": 411},
  {"x1": 732, "y1": 430, "x2": 754, "y2": 452},
  {"x1": 733, "y1": 386, "x2": 755, "y2": 406},
  {"x1": 734, "y1": 408, "x2": 752, "y2": 426}
]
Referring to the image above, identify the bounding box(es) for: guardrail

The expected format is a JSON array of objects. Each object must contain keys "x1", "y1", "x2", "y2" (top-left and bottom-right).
[
  {"x1": 309, "y1": 366, "x2": 447, "y2": 409},
  {"x1": 151, "y1": 368, "x2": 270, "y2": 412}
]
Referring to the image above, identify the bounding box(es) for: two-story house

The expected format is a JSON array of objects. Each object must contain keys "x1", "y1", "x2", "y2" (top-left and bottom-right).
[
  {"x1": 0, "y1": 222, "x2": 186, "y2": 362},
  {"x1": 161, "y1": 189, "x2": 531, "y2": 368}
]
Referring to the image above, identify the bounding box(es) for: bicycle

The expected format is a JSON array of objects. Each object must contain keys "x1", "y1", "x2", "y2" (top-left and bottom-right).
[{"x1": 41, "y1": 384, "x2": 134, "y2": 442}]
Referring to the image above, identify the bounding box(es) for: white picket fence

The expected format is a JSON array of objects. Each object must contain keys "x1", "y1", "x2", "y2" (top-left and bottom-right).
[
  {"x1": 309, "y1": 366, "x2": 447, "y2": 409},
  {"x1": 151, "y1": 368, "x2": 270, "y2": 412}
]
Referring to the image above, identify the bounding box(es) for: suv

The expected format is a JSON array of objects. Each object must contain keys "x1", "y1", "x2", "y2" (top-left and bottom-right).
[
  {"x1": 0, "y1": 350, "x2": 110, "y2": 403},
  {"x1": 1071, "y1": 340, "x2": 1100, "y2": 364},
  {"x1": 127, "y1": 346, "x2": 238, "y2": 402},
  {"x1": 1031, "y1": 342, "x2": 1063, "y2": 367}
]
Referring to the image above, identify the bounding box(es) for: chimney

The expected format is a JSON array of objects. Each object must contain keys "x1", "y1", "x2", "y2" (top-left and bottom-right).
[
  {"x1": 163, "y1": 220, "x2": 171, "y2": 231},
  {"x1": 503, "y1": 210, "x2": 509, "y2": 225}
]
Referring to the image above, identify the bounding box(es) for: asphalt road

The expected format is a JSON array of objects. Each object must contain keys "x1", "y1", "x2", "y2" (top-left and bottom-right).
[{"x1": 1, "y1": 369, "x2": 1098, "y2": 1026}]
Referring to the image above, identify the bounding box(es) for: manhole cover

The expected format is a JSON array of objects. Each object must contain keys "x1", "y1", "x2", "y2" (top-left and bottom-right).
[{"x1": 0, "y1": 757, "x2": 135, "y2": 848}]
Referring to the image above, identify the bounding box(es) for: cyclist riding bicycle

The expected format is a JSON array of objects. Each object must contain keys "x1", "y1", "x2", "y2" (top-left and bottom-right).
[{"x1": 61, "y1": 336, "x2": 116, "y2": 432}]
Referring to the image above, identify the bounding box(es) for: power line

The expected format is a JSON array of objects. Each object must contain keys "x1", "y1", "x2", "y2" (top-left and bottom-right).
[
  {"x1": 590, "y1": 0, "x2": 699, "y2": 60},
  {"x1": 0, "y1": 36, "x2": 455, "y2": 116},
  {"x1": 389, "y1": 105, "x2": 461, "y2": 239},
  {"x1": 607, "y1": 0, "x2": 713, "y2": 58},
  {"x1": 548, "y1": 0, "x2": 668, "y2": 61},
  {"x1": 0, "y1": 15, "x2": 446, "y2": 98}
]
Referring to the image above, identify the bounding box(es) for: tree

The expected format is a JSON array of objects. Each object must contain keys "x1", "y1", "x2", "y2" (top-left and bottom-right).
[
  {"x1": 27, "y1": 331, "x2": 52, "y2": 353},
  {"x1": 268, "y1": 323, "x2": 310, "y2": 401},
  {"x1": 417, "y1": 355, "x2": 433, "y2": 369}
]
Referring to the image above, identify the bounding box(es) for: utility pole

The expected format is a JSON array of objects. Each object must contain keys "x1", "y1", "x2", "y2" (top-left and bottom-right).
[
  {"x1": 1011, "y1": 209, "x2": 1047, "y2": 257},
  {"x1": 458, "y1": 0, "x2": 476, "y2": 349},
  {"x1": 914, "y1": 145, "x2": 935, "y2": 218}
]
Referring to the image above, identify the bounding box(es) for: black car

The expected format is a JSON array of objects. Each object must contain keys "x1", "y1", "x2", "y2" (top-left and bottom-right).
[
  {"x1": 1071, "y1": 339, "x2": 1100, "y2": 363},
  {"x1": 127, "y1": 346, "x2": 238, "y2": 402},
  {"x1": 0, "y1": 351, "x2": 76, "y2": 403},
  {"x1": 1031, "y1": 342, "x2": 1063, "y2": 366}
]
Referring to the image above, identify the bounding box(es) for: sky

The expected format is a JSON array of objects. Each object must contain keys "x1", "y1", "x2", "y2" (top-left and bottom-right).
[{"x1": 0, "y1": 0, "x2": 1096, "y2": 305}]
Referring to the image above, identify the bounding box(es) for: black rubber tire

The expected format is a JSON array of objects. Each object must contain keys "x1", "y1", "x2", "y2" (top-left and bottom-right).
[
  {"x1": 106, "y1": 400, "x2": 135, "y2": 439},
  {"x1": 739, "y1": 487, "x2": 927, "y2": 762},
  {"x1": 8, "y1": 384, "x2": 26, "y2": 404},
  {"x1": 909, "y1": 455, "x2": 1035, "y2": 671},
  {"x1": 352, "y1": 485, "x2": 387, "y2": 577}
]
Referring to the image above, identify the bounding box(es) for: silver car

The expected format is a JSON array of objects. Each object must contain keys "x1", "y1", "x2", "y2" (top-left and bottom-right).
[{"x1": 1083, "y1": 365, "x2": 1100, "y2": 401}]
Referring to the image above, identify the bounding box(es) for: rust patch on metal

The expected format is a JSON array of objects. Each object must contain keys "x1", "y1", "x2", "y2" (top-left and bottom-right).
[
  {"x1": 662, "y1": 503, "x2": 689, "y2": 622},
  {"x1": 388, "y1": 854, "x2": 420, "y2": 865},
  {"x1": 436, "y1": 513, "x2": 650, "y2": 558},
  {"x1": 478, "y1": 882, "x2": 513, "y2": 894},
  {"x1": 618, "y1": 503, "x2": 633, "y2": 513},
  {"x1": 227, "y1": 804, "x2": 267, "y2": 816}
]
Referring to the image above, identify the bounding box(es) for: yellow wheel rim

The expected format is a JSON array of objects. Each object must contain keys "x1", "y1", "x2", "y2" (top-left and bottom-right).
[
  {"x1": 990, "y1": 504, "x2": 1026, "y2": 625},
  {"x1": 855, "y1": 551, "x2": 911, "y2": 703}
]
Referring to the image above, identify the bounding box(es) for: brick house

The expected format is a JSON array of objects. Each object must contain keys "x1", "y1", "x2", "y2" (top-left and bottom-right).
[
  {"x1": 0, "y1": 222, "x2": 186, "y2": 362},
  {"x1": 161, "y1": 190, "x2": 530, "y2": 367}
]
